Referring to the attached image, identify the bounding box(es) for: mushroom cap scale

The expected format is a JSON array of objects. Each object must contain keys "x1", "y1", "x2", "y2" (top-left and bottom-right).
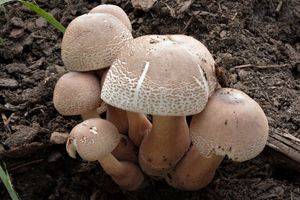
[
  {"x1": 67, "y1": 118, "x2": 121, "y2": 161},
  {"x1": 101, "y1": 35, "x2": 209, "y2": 116},
  {"x1": 53, "y1": 71, "x2": 101, "y2": 116},
  {"x1": 61, "y1": 13, "x2": 133, "y2": 71},
  {"x1": 190, "y1": 88, "x2": 269, "y2": 162},
  {"x1": 89, "y1": 4, "x2": 132, "y2": 32}
]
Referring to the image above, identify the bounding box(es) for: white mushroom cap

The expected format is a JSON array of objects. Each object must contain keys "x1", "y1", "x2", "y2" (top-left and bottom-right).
[
  {"x1": 168, "y1": 35, "x2": 217, "y2": 96},
  {"x1": 90, "y1": 4, "x2": 132, "y2": 32},
  {"x1": 190, "y1": 88, "x2": 269, "y2": 162},
  {"x1": 53, "y1": 72, "x2": 101, "y2": 116},
  {"x1": 66, "y1": 118, "x2": 121, "y2": 161},
  {"x1": 101, "y1": 35, "x2": 209, "y2": 116},
  {"x1": 61, "y1": 13, "x2": 133, "y2": 71}
]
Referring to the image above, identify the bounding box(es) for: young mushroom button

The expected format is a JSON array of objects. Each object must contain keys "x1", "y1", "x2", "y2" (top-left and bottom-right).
[
  {"x1": 66, "y1": 118, "x2": 144, "y2": 191},
  {"x1": 190, "y1": 88, "x2": 269, "y2": 162},
  {"x1": 166, "y1": 88, "x2": 269, "y2": 191},
  {"x1": 53, "y1": 72, "x2": 101, "y2": 120},
  {"x1": 61, "y1": 13, "x2": 133, "y2": 71},
  {"x1": 101, "y1": 34, "x2": 209, "y2": 176}
]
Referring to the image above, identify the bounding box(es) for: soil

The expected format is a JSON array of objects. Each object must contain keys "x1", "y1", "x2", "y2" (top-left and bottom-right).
[{"x1": 0, "y1": 0, "x2": 300, "y2": 199}]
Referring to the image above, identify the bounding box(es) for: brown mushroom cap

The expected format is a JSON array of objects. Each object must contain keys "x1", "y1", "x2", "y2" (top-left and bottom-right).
[
  {"x1": 190, "y1": 88, "x2": 269, "y2": 162},
  {"x1": 61, "y1": 13, "x2": 133, "y2": 71},
  {"x1": 168, "y1": 35, "x2": 217, "y2": 96},
  {"x1": 53, "y1": 71, "x2": 101, "y2": 116},
  {"x1": 66, "y1": 118, "x2": 121, "y2": 161},
  {"x1": 89, "y1": 4, "x2": 132, "y2": 32},
  {"x1": 101, "y1": 35, "x2": 209, "y2": 116}
]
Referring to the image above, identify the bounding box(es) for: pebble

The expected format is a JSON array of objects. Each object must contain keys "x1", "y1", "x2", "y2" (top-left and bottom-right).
[
  {"x1": 9, "y1": 29, "x2": 24, "y2": 38},
  {"x1": 35, "y1": 17, "x2": 48, "y2": 28},
  {"x1": 5, "y1": 63, "x2": 29, "y2": 74},
  {"x1": 0, "y1": 77, "x2": 18, "y2": 88},
  {"x1": 10, "y1": 17, "x2": 25, "y2": 28},
  {"x1": 50, "y1": 132, "x2": 69, "y2": 144},
  {"x1": 4, "y1": 125, "x2": 39, "y2": 148}
]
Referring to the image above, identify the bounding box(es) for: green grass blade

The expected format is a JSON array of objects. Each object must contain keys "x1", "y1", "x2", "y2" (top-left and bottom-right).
[
  {"x1": 19, "y1": 0, "x2": 65, "y2": 33},
  {"x1": 0, "y1": 164, "x2": 20, "y2": 200},
  {"x1": 0, "y1": 0, "x2": 15, "y2": 6}
]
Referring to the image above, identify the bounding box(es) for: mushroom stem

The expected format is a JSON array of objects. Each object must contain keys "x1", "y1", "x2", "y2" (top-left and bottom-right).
[
  {"x1": 139, "y1": 116, "x2": 191, "y2": 177},
  {"x1": 106, "y1": 105, "x2": 129, "y2": 134},
  {"x1": 127, "y1": 111, "x2": 152, "y2": 146},
  {"x1": 80, "y1": 109, "x2": 99, "y2": 120},
  {"x1": 112, "y1": 135, "x2": 138, "y2": 163},
  {"x1": 99, "y1": 153, "x2": 145, "y2": 191},
  {"x1": 165, "y1": 145, "x2": 223, "y2": 191}
]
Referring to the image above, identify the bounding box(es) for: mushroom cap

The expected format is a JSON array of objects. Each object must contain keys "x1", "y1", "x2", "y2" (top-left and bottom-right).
[
  {"x1": 61, "y1": 13, "x2": 133, "y2": 71},
  {"x1": 101, "y1": 35, "x2": 209, "y2": 116},
  {"x1": 89, "y1": 4, "x2": 132, "y2": 32},
  {"x1": 190, "y1": 88, "x2": 269, "y2": 162},
  {"x1": 53, "y1": 71, "x2": 102, "y2": 116},
  {"x1": 66, "y1": 118, "x2": 121, "y2": 161},
  {"x1": 168, "y1": 35, "x2": 217, "y2": 96}
]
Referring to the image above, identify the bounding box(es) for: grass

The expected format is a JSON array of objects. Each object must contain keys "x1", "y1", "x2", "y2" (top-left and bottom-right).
[
  {"x1": 0, "y1": 0, "x2": 65, "y2": 33},
  {"x1": 0, "y1": 163, "x2": 20, "y2": 200}
]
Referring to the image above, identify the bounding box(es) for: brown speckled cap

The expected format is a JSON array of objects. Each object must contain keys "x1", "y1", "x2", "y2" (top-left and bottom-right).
[
  {"x1": 90, "y1": 4, "x2": 132, "y2": 32},
  {"x1": 190, "y1": 88, "x2": 269, "y2": 162},
  {"x1": 61, "y1": 13, "x2": 133, "y2": 71},
  {"x1": 53, "y1": 71, "x2": 101, "y2": 116},
  {"x1": 101, "y1": 35, "x2": 209, "y2": 116},
  {"x1": 66, "y1": 118, "x2": 121, "y2": 161}
]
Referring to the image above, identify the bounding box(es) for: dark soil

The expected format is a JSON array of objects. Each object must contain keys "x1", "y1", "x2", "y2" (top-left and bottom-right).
[{"x1": 0, "y1": 0, "x2": 300, "y2": 199}]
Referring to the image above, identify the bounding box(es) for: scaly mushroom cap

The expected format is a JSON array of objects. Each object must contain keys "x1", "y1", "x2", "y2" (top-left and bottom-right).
[
  {"x1": 53, "y1": 72, "x2": 102, "y2": 116},
  {"x1": 101, "y1": 35, "x2": 209, "y2": 116},
  {"x1": 190, "y1": 88, "x2": 269, "y2": 162},
  {"x1": 168, "y1": 35, "x2": 217, "y2": 96},
  {"x1": 66, "y1": 118, "x2": 121, "y2": 161},
  {"x1": 61, "y1": 13, "x2": 133, "y2": 71},
  {"x1": 90, "y1": 4, "x2": 132, "y2": 32}
]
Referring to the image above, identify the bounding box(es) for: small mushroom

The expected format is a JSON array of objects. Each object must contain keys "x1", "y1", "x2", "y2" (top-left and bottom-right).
[
  {"x1": 53, "y1": 71, "x2": 101, "y2": 120},
  {"x1": 66, "y1": 118, "x2": 144, "y2": 191},
  {"x1": 101, "y1": 35, "x2": 209, "y2": 176},
  {"x1": 172, "y1": 88, "x2": 269, "y2": 190},
  {"x1": 90, "y1": 4, "x2": 132, "y2": 32},
  {"x1": 61, "y1": 13, "x2": 133, "y2": 71},
  {"x1": 191, "y1": 88, "x2": 269, "y2": 162}
]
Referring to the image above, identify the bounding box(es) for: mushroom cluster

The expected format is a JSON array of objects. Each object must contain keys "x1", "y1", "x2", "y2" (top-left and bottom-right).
[{"x1": 53, "y1": 4, "x2": 269, "y2": 191}]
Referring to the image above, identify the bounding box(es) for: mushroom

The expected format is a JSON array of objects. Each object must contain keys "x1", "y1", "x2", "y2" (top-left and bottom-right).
[
  {"x1": 61, "y1": 13, "x2": 133, "y2": 71},
  {"x1": 66, "y1": 118, "x2": 144, "y2": 191},
  {"x1": 89, "y1": 4, "x2": 132, "y2": 32},
  {"x1": 53, "y1": 71, "x2": 101, "y2": 120},
  {"x1": 165, "y1": 145, "x2": 222, "y2": 191},
  {"x1": 101, "y1": 35, "x2": 209, "y2": 176},
  {"x1": 169, "y1": 88, "x2": 268, "y2": 190}
]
